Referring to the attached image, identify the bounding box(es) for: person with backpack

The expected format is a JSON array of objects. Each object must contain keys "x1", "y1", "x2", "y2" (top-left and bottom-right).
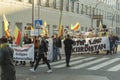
[{"x1": 30, "y1": 35, "x2": 52, "y2": 73}]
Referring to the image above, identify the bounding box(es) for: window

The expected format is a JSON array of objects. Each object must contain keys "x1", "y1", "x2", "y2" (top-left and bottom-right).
[
  {"x1": 81, "y1": 4, "x2": 83, "y2": 14},
  {"x1": 71, "y1": 2, "x2": 74, "y2": 12},
  {"x1": 53, "y1": 0, "x2": 56, "y2": 9},
  {"x1": 83, "y1": 4, "x2": 86, "y2": 14},
  {"x1": 85, "y1": 27, "x2": 87, "y2": 31},
  {"x1": 46, "y1": 0, "x2": 49, "y2": 7},
  {"x1": 77, "y1": 3, "x2": 79, "y2": 14},
  {"x1": 29, "y1": 0, "x2": 32, "y2": 4},
  {"x1": 95, "y1": 8, "x2": 98, "y2": 15},
  {"x1": 118, "y1": 15, "x2": 120, "y2": 22},
  {"x1": 37, "y1": 0, "x2": 41, "y2": 6},
  {"x1": 85, "y1": 5, "x2": 88, "y2": 15},
  {"x1": 104, "y1": 11, "x2": 107, "y2": 19},
  {"x1": 81, "y1": 27, "x2": 84, "y2": 31},
  {"x1": 60, "y1": 0, "x2": 63, "y2": 10},
  {"x1": 17, "y1": 0, "x2": 22, "y2": 2},
  {"x1": 91, "y1": 7, "x2": 94, "y2": 16},
  {"x1": 89, "y1": 6, "x2": 91, "y2": 17},
  {"x1": 66, "y1": 0, "x2": 69, "y2": 11}
]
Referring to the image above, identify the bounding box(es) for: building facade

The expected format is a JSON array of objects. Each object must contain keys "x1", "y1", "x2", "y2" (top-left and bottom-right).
[{"x1": 0, "y1": 0, "x2": 120, "y2": 37}]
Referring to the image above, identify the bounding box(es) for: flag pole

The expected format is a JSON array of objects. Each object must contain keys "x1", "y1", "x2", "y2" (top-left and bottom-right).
[
  {"x1": 32, "y1": 0, "x2": 34, "y2": 28},
  {"x1": 59, "y1": 0, "x2": 63, "y2": 37}
]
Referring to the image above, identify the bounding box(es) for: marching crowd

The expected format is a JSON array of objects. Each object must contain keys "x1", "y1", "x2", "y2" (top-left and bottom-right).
[{"x1": 0, "y1": 29, "x2": 119, "y2": 80}]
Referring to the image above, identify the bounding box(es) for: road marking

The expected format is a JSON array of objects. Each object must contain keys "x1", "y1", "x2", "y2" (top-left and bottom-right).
[
  {"x1": 70, "y1": 57, "x2": 109, "y2": 69},
  {"x1": 38, "y1": 56, "x2": 84, "y2": 67},
  {"x1": 88, "y1": 58, "x2": 120, "y2": 70},
  {"x1": 107, "y1": 64, "x2": 120, "y2": 71},
  {"x1": 53, "y1": 57, "x2": 96, "y2": 68}
]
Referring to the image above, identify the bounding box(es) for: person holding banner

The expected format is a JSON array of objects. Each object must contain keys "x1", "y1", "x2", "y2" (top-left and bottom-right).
[
  {"x1": 63, "y1": 34, "x2": 74, "y2": 67},
  {"x1": 0, "y1": 36, "x2": 16, "y2": 80},
  {"x1": 30, "y1": 35, "x2": 52, "y2": 73}
]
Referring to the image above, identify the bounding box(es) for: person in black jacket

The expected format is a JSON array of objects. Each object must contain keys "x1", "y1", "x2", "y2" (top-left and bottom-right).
[
  {"x1": 30, "y1": 36, "x2": 52, "y2": 73},
  {"x1": 0, "y1": 36, "x2": 16, "y2": 80},
  {"x1": 63, "y1": 34, "x2": 74, "y2": 67}
]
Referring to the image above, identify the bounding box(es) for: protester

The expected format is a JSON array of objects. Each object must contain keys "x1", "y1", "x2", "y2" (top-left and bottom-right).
[
  {"x1": 0, "y1": 36, "x2": 16, "y2": 80},
  {"x1": 63, "y1": 34, "x2": 74, "y2": 67},
  {"x1": 30, "y1": 36, "x2": 40, "y2": 67},
  {"x1": 114, "y1": 35, "x2": 119, "y2": 54},
  {"x1": 57, "y1": 36, "x2": 62, "y2": 60},
  {"x1": 48, "y1": 35, "x2": 54, "y2": 61},
  {"x1": 30, "y1": 35, "x2": 52, "y2": 73},
  {"x1": 53, "y1": 34, "x2": 58, "y2": 61},
  {"x1": 106, "y1": 34, "x2": 114, "y2": 55},
  {"x1": 53, "y1": 34, "x2": 62, "y2": 61}
]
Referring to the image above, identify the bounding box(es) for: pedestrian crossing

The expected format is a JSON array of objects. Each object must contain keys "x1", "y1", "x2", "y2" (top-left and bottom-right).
[{"x1": 38, "y1": 56, "x2": 120, "y2": 72}]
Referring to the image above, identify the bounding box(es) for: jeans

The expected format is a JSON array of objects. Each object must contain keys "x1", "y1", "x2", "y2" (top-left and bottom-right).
[{"x1": 53, "y1": 46, "x2": 60, "y2": 61}]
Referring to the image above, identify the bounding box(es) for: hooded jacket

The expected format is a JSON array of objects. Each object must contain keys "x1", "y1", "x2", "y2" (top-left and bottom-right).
[{"x1": 0, "y1": 43, "x2": 16, "y2": 80}]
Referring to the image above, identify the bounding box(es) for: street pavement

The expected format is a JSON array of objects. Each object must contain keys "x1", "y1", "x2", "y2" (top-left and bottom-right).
[
  {"x1": 1, "y1": 46, "x2": 120, "y2": 80},
  {"x1": 14, "y1": 51, "x2": 120, "y2": 80}
]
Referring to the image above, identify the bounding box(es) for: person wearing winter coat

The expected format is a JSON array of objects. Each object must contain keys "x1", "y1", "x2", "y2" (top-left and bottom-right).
[
  {"x1": 0, "y1": 36, "x2": 16, "y2": 80},
  {"x1": 63, "y1": 34, "x2": 74, "y2": 67}
]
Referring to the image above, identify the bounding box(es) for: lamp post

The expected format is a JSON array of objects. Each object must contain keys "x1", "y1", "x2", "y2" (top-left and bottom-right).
[
  {"x1": 59, "y1": 0, "x2": 63, "y2": 26},
  {"x1": 32, "y1": 0, "x2": 34, "y2": 27},
  {"x1": 111, "y1": 0, "x2": 118, "y2": 35},
  {"x1": 38, "y1": 0, "x2": 41, "y2": 20},
  {"x1": 91, "y1": 1, "x2": 101, "y2": 28}
]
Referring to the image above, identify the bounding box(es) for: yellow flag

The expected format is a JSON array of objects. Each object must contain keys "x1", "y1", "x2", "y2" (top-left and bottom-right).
[
  {"x1": 70, "y1": 24, "x2": 74, "y2": 30},
  {"x1": 30, "y1": 25, "x2": 34, "y2": 30},
  {"x1": 3, "y1": 14, "x2": 10, "y2": 38},
  {"x1": 99, "y1": 21, "x2": 103, "y2": 31},
  {"x1": 43, "y1": 21, "x2": 47, "y2": 27},
  {"x1": 73, "y1": 22, "x2": 80, "y2": 31},
  {"x1": 59, "y1": 24, "x2": 63, "y2": 38}
]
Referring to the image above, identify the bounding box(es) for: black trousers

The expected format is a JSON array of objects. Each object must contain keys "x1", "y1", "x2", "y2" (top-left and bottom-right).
[
  {"x1": 65, "y1": 49, "x2": 72, "y2": 66},
  {"x1": 30, "y1": 48, "x2": 38, "y2": 67},
  {"x1": 34, "y1": 53, "x2": 51, "y2": 70}
]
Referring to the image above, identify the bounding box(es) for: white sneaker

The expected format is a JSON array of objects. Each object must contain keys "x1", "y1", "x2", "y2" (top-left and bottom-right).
[
  {"x1": 47, "y1": 69, "x2": 52, "y2": 73},
  {"x1": 30, "y1": 68, "x2": 35, "y2": 72}
]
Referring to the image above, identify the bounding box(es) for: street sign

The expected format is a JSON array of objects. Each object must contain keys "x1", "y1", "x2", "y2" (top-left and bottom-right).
[
  {"x1": 34, "y1": 20, "x2": 42, "y2": 29},
  {"x1": 92, "y1": 15, "x2": 103, "y2": 19}
]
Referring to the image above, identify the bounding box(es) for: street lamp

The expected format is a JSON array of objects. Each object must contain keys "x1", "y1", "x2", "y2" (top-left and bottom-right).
[
  {"x1": 111, "y1": 0, "x2": 118, "y2": 35},
  {"x1": 38, "y1": 0, "x2": 41, "y2": 20},
  {"x1": 32, "y1": 0, "x2": 34, "y2": 27},
  {"x1": 91, "y1": 1, "x2": 101, "y2": 28},
  {"x1": 59, "y1": 0, "x2": 63, "y2": 26}
]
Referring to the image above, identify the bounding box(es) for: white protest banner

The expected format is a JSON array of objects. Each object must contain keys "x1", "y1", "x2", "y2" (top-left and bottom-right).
[
  {"x1": 10, "y1": 44, "x2": 34, "y2": 61},
  {"x1": 72, "y1": 37, "x2": 110, "y2": 54}
]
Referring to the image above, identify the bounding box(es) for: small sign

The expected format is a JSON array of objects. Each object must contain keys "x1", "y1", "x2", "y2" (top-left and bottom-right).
[
  {"x1": 34, "y1": 20, "x2": 42, "y2": 29},
  {"x1": 92, "y1": 15, "x2": 103, "y2": 19}
]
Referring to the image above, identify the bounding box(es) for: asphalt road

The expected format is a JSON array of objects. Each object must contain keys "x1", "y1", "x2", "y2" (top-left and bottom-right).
[
  {"x1": 12, "y1": 51, "x2": 120, "y2": 80},
  {"x1": 1, "y1": 47, "x2": 120, "y2": 80}
]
